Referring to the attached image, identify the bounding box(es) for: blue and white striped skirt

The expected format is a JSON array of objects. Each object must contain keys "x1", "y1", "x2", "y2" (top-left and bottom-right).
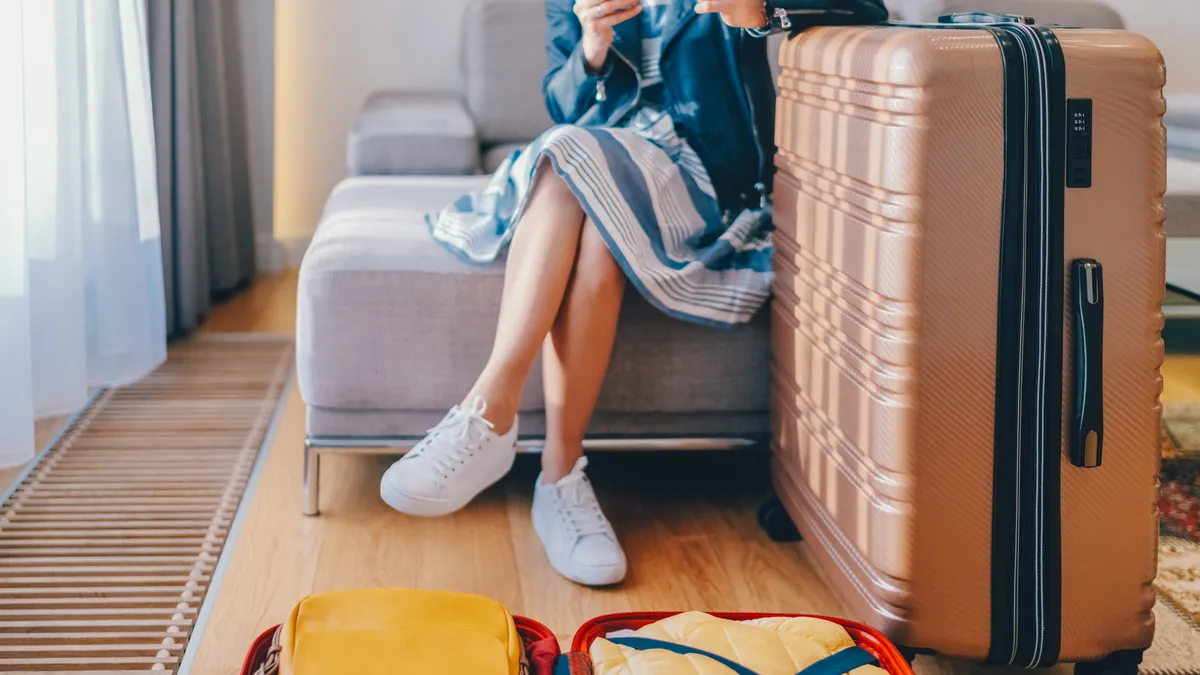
[{"x1": 426, "y1": 109, "x2": 774, "y2": 327}]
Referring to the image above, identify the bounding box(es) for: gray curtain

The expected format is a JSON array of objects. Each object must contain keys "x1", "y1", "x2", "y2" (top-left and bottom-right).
[{"x1": 148, "y1": 0, "x2": 256, "y2": 336}]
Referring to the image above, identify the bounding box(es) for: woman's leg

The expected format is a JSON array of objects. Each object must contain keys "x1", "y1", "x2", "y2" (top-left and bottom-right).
[
  {"x1": 532, "y1": 218, "x2": 629, "y2": 586},
  {"x1": 540, "y1": 219, "x2": 626, "y2": 482},
  {"x1": 464, "y1": 165, "x2": 587, "y2": 433},
  {"x1": 382, "y1": 165, "x2": 591, "y2": 517}
]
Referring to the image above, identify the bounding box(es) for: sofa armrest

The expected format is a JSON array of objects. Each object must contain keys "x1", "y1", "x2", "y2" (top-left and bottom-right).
[
  {"x1": 889, "y1": 0, "x2": 1125, "y2": 28},
  {"x1": 346, "y1": 92, "x2": 481, "y2": 176}
]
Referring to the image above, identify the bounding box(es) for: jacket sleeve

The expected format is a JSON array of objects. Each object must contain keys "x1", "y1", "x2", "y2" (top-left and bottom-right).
[
  {"x1": 747, "y1": 0, "x2": 889, "y2": 37},
  {"x1": 543, "y1": 0, "x2": 607, "y2": 124}
]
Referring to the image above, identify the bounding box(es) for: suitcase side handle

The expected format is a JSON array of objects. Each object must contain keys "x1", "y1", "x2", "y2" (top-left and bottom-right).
[
  {"x1": 937, "y1": 12, "x2": 1034, "y2": 25},
  {"x1": 1070, "y1": 259, "x2": 1104, "y2": 468}
]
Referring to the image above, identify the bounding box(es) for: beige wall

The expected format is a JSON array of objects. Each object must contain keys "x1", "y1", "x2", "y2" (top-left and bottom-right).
[
  {"x1": 274, "y1": 0, "x2": 474, "y2": 260},
  {"x1": 1099, "y1": 0, "x2": 1199, "y2": 92}
]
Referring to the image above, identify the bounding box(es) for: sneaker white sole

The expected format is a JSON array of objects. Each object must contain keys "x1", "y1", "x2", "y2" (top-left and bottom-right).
[
  {"x1": 380, "y1": 450, "x2": 516, "y2": 517},
  {"x1": 531, "y1": 504, "x2": 627, "y2": 586}
]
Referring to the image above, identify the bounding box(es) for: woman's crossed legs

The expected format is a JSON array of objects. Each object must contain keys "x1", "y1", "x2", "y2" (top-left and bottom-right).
[{"x1": 381, "y1": 166, "x2": 629, "y2": 585}]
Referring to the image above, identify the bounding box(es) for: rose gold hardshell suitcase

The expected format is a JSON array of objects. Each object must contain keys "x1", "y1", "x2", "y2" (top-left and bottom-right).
[{"x1": 767, "y1": 13, "x2": 1166, "y2": 672}]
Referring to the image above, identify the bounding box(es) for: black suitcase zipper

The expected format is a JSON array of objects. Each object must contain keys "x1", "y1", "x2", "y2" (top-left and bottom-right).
[
  {"x1": 887, "y1": 16, "x2": 1071, "y2": 665},
  {"x1": 982, "y1": 22, "x2": 1066, "y2": 668}
]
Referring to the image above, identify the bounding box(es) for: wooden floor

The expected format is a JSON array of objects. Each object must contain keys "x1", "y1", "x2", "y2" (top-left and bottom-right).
[
  {"x1": 7, "y1": 270, "x2": 1196, "y2": 674},
  {"x1": 200, "y1": 270, "x2": 299, "y2": 335},
  {"x1": 181, "y1": 271, "x2": 1200, "y2": 674},
  {"x1": 186, "y1": 274, "x2": 853, "y2": 674},
  {"x1": 186, "y1": 400, "x2": 848, "y2": 674},
  {"x1": 1163, "y1": 354, "x2": 1200, "y2": 403}
]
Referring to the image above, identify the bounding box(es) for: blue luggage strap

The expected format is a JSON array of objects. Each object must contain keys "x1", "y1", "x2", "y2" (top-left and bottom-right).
[{"x1": 606, "y1": 636, "x2": 879, "y2": 675}]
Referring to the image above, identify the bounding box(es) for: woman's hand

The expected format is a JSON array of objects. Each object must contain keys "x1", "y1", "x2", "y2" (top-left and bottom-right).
[
  {"x1": 695, "y1": 0, "x2": 769, "y2": 29},
  {"x1": 574, "y1": 0, "x2": 643, "y2": 73}
]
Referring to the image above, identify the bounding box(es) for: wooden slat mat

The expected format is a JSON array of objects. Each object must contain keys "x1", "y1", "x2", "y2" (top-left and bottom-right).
[{"x1": 0, "y1": 335, "x2": 293, "y2": 673}]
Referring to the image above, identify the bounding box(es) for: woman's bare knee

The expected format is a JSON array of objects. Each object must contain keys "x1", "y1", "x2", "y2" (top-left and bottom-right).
[
  {"x1": 510, "y1": 162, "x2": 585, "y2": 250},
  {"x1": 530, "y1": 159, "x2": 575, "y2": 205}
]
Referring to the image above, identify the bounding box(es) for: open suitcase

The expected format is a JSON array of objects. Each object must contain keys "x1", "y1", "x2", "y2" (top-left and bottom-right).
[
  {"x1": 767, "y1": 11, "x2": 1166, "y2": 673},
  {"x1": 239, "y1": 615, "x2": 560, "y2": 675},
  {"x1": 240, "y1": 610, "x2": 914, "y2": 675}
]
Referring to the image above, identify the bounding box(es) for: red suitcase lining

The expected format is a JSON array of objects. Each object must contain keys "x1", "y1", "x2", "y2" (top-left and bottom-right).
[{"x1": 239, "y1": 611, "x2": 913, "y2": 675}]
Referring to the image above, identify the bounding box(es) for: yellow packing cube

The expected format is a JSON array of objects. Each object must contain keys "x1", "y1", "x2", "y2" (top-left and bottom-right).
[{"x1": 269, "y1": 588, "x2": 524, "y2": 675}]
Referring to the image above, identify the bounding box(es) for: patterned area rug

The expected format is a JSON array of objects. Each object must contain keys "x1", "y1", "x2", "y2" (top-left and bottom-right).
[
  {"x1": 1160, "y1": 403, "x2": 1200, "y2": 638},
  {"x1": 1161, "y1": 402, "x2": 1200, "y2": 541}
]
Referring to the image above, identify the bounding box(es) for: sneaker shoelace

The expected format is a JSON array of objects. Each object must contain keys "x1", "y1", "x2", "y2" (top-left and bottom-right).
[
  {"x1": 413, "y1": 397, "x2": 495, "y2": 483},
  {"x1": 556, "y1": 473, "x2": 611, "y2": 538}
]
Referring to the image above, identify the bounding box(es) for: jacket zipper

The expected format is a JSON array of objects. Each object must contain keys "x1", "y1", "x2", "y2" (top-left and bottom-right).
[
  {"x1": 778, "y1": 7, "x2": 854, "y2": 18},
  {"x1": 770, "y1": 7, "x2": 792, "y2": 29},
  {"x1": 602, "y1": 48, "x2": 642, "y2": 123}
]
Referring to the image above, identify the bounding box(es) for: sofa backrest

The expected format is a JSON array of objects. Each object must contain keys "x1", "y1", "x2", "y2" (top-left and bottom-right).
[
  {"x1": 462, "y1": 0, "x2": 1127, "y2": 147},
  {"x1": 463, "y1": 0, "x2": 792, "y2": 145},
  {"x1": 888, "y1": 0, "x2": 1125, "y2": 28},
  {"x1": 463, "y1": 0, "x2": 554, "y2": 144}
]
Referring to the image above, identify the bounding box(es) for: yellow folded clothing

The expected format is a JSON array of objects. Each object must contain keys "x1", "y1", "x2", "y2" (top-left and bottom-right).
[
  {"x1": 590, "y1": 612, "x2": 889, "y2": 675},
  {"x1": 278, "y1": 588, "x2": 523, "y2": 675}
]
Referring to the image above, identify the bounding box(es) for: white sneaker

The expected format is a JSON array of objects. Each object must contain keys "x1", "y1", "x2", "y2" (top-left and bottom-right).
[
  {"x1": 380, "y1": 397, "x2": 518, "y2": 517},
  {"x1": 532, "y1": 457, "x2": 627, "y2": 586}
]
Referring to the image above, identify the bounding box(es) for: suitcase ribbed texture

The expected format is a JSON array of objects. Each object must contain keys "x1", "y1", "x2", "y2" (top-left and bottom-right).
[{"x1": 770, "y1": 23, "x2": 1165, "y2": 664}]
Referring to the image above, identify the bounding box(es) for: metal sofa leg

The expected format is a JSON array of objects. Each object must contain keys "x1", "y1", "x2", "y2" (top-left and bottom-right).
[{"x1": 303, "y1": 439, "x2": 320, "y2": 516}]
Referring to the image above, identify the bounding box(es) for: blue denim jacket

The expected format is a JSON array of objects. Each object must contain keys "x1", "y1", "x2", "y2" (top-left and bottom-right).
[{"x1": 542, "y1": 0, "x2": 888, "y2": 211}]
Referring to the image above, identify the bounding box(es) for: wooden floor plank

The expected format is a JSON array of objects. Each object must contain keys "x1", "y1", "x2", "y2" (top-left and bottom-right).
[
  {"x1": 312, "y1": 454, "x2": 524, "y2": 607},
  {"x1": 200, "y1": 270, "x2": 299, "y2": 334},
  {"x1": 183, "y1": 385, "x2": 320, "y2": 675},
  {"x1": 188, "y1": 395, "x2": 856, "y2": 673},
  {"x1": 1162, "y1": 354, "x2": 1200, "y2": 404}
]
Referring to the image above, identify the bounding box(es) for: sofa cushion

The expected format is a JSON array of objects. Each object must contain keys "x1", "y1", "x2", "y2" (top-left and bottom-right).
[
  {"x1": 346, "y1": 93, "x2": 479, "y2": 176},
  {"x1": 1166, "y1": 94, "x2": 1200, "y2": 162},
  {"x1": 1167, "y1": 156, "x2": 1200, "y2": 238},
  {"x1": 888, "y1": 0, "x2": 1125, "y2": 28},
  {"x1": 1167, "y1": 94, "x2": 1200, "y2": 163},
  {"x1": 1170, "y1": 127, "x2": 1200, "y2": 161},
  {"x1": 298, "y1": 176, "x2": 770, "y2": 431},
  {"x1": 1167, "y1": 93, "x2": 1200, "y2": 131},
  {"x1": 464, "y1": 0, "x2": 554, "y2": 144},
  {"x1": 482, "y1": 143, "x2": 527, "y2": 172},
  {"x1": 767, "y1": 32, "x2": 785, "y2": 84},
  {"x1": 298, "y1": 176, "x2": 532, "y2": 413}
]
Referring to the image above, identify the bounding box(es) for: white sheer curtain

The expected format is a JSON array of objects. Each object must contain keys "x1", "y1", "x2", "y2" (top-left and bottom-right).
[{"x1": 0, "y1": 0, "x2": 167, "y2": 467}]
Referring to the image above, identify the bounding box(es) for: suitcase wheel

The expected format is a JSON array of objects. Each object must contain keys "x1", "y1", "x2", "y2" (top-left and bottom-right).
[
  {"x1": 895, "y1": 645, "x2": 920, "y2": 664},
  {"x1": 757, "y1": 496, "x2": 802, "y2": 542},
  {"x1": 1074, "y1": 649, "x2": 1143, "y2": 675}
]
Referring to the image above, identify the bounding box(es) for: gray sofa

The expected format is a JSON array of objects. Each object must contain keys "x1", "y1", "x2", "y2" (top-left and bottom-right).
[
  {"x1": 300, "y1": 0, "x2": 782, "y2": 516},
  {"x1": 296, "y1": 0, "x2": 1134, "y2": 515},
  {"x1": 342, "y1": 0, "x2": 1126, "y2": 178}
]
